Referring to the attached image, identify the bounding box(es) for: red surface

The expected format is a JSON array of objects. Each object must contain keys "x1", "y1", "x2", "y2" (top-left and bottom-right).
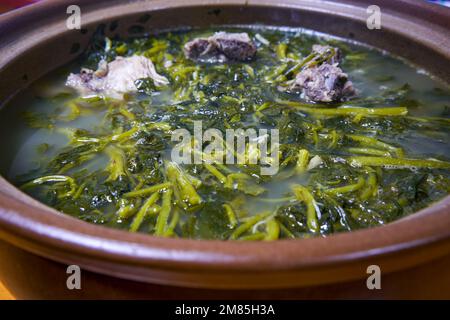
[{"x1": 0, "y1": 0, "x2": 39, "y2": 10}]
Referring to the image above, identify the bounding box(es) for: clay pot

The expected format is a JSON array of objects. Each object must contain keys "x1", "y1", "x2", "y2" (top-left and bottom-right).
[{"x1": 0, "y1": 0, "x2": 449, "y2": 299}]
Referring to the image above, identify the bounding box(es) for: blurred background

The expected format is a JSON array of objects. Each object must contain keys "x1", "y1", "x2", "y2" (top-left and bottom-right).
[
  {"x1": 0, "y1": 0, "x2": 450, "y2": 13},
  {"x1": 0, "y1": 0, "x2": 38, "y2": 12}
]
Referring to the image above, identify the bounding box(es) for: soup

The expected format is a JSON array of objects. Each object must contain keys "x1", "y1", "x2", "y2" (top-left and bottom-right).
[{"x1": 1, "y1": 26, "x2": 449, "y2": 240}]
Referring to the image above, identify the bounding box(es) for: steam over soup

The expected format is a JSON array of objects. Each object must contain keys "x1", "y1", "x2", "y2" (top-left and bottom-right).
[{"x1": 1, "y1": 27, "x2": 449, "y2": 240}]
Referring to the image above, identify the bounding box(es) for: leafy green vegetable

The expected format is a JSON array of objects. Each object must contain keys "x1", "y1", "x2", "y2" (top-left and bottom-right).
[{"x1": 12, "y1": 27, "x2": 450, "y2": 240}]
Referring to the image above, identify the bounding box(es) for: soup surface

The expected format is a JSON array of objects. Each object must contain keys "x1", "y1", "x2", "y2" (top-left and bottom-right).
[{"x1": 1, "y1": 26, "x2": 449, "y2": 240}]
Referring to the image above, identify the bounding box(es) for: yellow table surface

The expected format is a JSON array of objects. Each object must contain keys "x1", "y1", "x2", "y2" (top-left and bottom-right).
[{"x1": 0, "y1": 282, "x2": 14, "y2": 300}]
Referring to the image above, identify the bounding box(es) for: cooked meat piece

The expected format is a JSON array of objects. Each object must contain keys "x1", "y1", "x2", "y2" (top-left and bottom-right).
[
  {"x1": 183, "y1": 38, "x2": 221, "y2": 61},
  {"x1": 66, "y1": 55, "x2": 169, "y2": 99},
  {"x1": 211, "y1": 32, "x2": 257, "y2": 61},
  {"x1": 311, "y1": 44, "x2": 342, "y2": 65},
  {"x1": 184, "y1": 32, "x2": 256, "y2": 62},
  {"x1": 288, "y1": 44, "x2": 355, "y2": 102},
  {"x1": 292, "y1": 63, "x2": 355, "y2": 103}
]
